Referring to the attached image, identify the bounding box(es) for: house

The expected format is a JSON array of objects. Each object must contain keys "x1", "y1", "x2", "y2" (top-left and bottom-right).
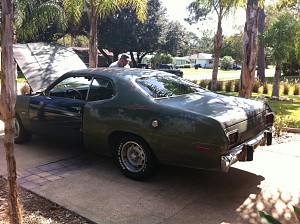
[
  {"x1": 188, "y1": 53, "x2": 214, "y2": 68},
  {"x1": 72, "y1": 47, "x2": 113, "y2": 67},
  {"x1": 173, "y1": 57, "x2": 191, "y2": 68}
]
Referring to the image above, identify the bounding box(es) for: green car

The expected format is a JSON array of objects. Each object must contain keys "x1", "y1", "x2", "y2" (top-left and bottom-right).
[{"x1": 14, "y1": 67, "x2": 274, "y2": 180}]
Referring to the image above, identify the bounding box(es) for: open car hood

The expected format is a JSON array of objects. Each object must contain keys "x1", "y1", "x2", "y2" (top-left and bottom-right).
[{"x1": 13, "y1": 42, "x2": 87, "y2": 92}]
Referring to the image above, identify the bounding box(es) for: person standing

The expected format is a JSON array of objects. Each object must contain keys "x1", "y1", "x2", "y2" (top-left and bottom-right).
[{"x1": 109, "y1": 54, "x2": 131, "y2": 68}]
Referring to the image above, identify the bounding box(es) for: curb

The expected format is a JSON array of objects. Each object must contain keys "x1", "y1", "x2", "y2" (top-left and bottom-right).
[{"x1": 282, "y1": 127, "x2": 300, "y2": 134}]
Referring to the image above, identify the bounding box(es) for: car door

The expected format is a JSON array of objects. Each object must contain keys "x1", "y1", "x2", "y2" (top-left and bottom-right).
[{"x1": 29, "y1": 75, "x2": 91, "y2": 144}]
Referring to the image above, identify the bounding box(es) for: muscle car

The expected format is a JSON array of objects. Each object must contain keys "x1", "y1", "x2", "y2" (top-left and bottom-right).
[{"x1": 14, "y1": 67, "x2": 274, "y2": 180}]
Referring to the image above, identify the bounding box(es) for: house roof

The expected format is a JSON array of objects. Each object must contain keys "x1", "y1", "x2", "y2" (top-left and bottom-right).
[{"x1": 189, "y1": 53, "x2": 213, "y2": 60}]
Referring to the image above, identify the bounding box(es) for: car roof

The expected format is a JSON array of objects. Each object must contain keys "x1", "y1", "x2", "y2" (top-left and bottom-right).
[{"x1": 66, "y1": 67, "x2": 165, "y2": 81}]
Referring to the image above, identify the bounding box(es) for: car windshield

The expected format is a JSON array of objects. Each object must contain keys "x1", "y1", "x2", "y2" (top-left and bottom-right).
[{"x1": 136, "y1": 75, "x2": 202, "y2": 98}]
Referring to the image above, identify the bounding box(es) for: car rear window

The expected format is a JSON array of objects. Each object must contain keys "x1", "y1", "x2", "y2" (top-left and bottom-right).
[{"x1": 136, "y1": 75, "x2": 201, "y2": 98}]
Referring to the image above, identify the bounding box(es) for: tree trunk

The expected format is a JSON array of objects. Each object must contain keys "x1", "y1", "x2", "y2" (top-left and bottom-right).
[
  {"x1": 257, "y1": 7, "x2": 266, "y2": 84},
  {"x1": 89, "y1": 0, "x2": 98, "y2": 68},
  {"x1": 1, "y1": 0, "x2": 22, "y2": 223},
  {"x1": 239, "y1": 0, "x2": 260, "y2": 98},
  {"x1": 211, "y1": 19, "x2": 223, "y2": 91},
  {"x1": 272, "y1": 60, "x2": 281, "y2": 97}
]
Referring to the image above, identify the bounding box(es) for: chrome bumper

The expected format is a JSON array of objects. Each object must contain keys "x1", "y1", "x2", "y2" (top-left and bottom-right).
[{"x1": 221, "y1": 126, "x2": 275, "y2": 172}]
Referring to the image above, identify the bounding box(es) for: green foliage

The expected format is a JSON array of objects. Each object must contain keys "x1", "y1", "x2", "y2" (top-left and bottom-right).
[
  {"x1": 263, "y1": 83, "x2": 269, "y2": 94},
  {"x1": 282, "y1": 60, "x2": 300, "y2": 76},
  {"x1": 216, "y1": 81, "x2": 223, "y2": 91},
  {"x1": 259, "y1": 205, "x2": 300, "y2": 224},
  {"x1": 252, "y1": 79, "x2": 260, "y2": 93},
  {"x1": 220, "y1": 56, "x2": 234, "y2": 70},
  {"x1": 199, "y1": 79, "x2": 210, "y2": 88},
  {"x1": 234, "y1": 80, "x2": 239, "y2": 92},
  {"x1": 263, "y1": 11, "x2": 298, "y2": 63},
  {"x1": 150, "y1": 53, "x2": 173, "y2": 68},
  {"x1": 56, "y1": 35, "x2": 89, "y2": 47},
  {"x1": 283, "y1": 82, "x2": 290, "y2": 95},
  {"x1": 221, "y1": 33, "x2": 243, "y2": 63},
  {"x1": 258, "y1": 211, "x2": 281, "y2": 224},
  {"x1": 294, "y1": 84, "x2": 300, "y2": 95},
  {"x1": 98, "y1": 0, "x2": 164, "y2": 63},
  {"x1": 225, "y1": 80, "x2": 233, "y2": 92},
  {"x1": 16, "y1": 1, "x2": 67, "y2": 42}
]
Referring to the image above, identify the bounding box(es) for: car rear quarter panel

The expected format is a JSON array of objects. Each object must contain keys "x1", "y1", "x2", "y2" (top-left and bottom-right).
[{"x1": 82, "y1": 96, "x2": 229, "y2": 170}]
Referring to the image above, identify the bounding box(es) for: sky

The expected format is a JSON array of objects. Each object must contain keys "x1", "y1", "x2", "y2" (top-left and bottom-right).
[{"x1": 160, "y1": 0, "x2": 246, "y2": 37}]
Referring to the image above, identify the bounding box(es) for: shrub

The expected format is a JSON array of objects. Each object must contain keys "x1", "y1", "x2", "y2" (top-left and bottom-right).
[
  {"x1": 252, "y1": 79, "x2": 260, "y2": 93},
  {"x1": 220, "y1": 56, "x2": 234, "y2": 70},
  {"x1": 294, "y1": 84, "x2": 300, "y2": 95},
  {"x1": 208, "y1": 81, "x2": 212, "y2": 90},
  {"x1": 283, "y1": 82, "x2": 290, "y2": 95},
  {"x1": 259, "y1": 205, "x2": 300, "y2": 224},
  {"x1": 199, "y1": 79, "x2": 209, "y2": 88},
  {"x1": 20, "y1": 82, "x2": 30, "y2": 94},
  {"x1": 234, "y1": 80, "x2": 239, "y2": 92},
  {"x1": 225, "y1": 80, "x2": 233, "y2": 92},
  {"x1": 191, "y1": 80, "x2": 198, "y2": 85},
  {"x1": 216, "y1": 81, "x2": 223, "y2": 91},
  {"x1": 263, "y1": 83, "x2": 269, "y2": 94}
]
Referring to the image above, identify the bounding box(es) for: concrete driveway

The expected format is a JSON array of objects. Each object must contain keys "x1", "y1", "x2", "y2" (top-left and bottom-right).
[{"x1": 0, "y1": 120, "x2": 299, "y2": 224}]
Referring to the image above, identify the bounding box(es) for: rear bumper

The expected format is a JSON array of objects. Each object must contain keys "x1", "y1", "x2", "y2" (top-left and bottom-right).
[{"x1": 220, "y1": 126, "x2": 275, "y2": 172}]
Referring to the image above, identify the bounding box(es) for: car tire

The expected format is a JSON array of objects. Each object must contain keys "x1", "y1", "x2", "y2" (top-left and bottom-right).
[
  {"x1": 114, "y1": 135, "x2": 157, "y2": 181},
  {"x1": 14, "y1": 115, "x2": 32, "y2": 144}
]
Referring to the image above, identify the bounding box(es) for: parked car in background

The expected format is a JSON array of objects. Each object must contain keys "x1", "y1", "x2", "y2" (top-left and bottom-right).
[
  {"x1": 233, "y1": 64, "x2": 242, "y2": 70},
  {"x1": 156, "y1": 64, "x2": 183, "y2": 77},
  {"x1": 136, "y1": 63, "x2": 151, "y2": 69}
]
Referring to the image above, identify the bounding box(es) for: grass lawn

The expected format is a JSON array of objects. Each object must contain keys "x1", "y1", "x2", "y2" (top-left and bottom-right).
[{"x1": 217, "y1": 76, "x2": 300, "y2": 130}]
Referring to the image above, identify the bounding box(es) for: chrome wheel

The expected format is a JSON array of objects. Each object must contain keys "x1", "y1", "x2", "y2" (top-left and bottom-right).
[
  {"x1": 115, "y1": 135, "x2": 157, "y2": 180},
  {"x1": 120, "y1": 141, "x2": 146, "y2": 173}
]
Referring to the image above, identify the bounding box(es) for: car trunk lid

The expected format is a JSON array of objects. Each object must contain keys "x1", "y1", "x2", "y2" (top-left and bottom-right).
[{"x1": 156, "y1": 91, "x2": 266, "y2": 128}]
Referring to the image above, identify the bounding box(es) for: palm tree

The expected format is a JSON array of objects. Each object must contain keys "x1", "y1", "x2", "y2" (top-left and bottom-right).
[
  {"x1": 1, "y1": 2, "x2": 66, "y2": 223},
  {"x1": 15, "y1": 0, "x2": 67, "y2": 41},
  {"x1": 1, "y1": 0, "x2": 22, "y2": 223},
  {"x1": 238, "y1": 0, "x2": 261, "y2": 98},
  {"x1": 186, "y1": 0, "x2": 239, "y2": 91},
  {"x1": 63, "y1": 0, "x2": 147, "y2": 68}
]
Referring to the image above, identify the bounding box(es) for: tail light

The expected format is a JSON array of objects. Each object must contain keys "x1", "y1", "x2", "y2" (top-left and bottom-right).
[{"x1": 227, "y1": 129, "x2": 239, "y2": 146}]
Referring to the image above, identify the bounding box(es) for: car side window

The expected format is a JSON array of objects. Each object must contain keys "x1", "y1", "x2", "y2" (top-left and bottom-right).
[
  {"x1": 87, "y1": 78, "x2": 114, "y2": 101},
  {"x1": 49, "y1": 76, "x2": 91, "y2": 100}
]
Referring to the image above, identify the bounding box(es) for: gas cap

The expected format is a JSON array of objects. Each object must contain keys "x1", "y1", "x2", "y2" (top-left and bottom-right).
[{"x1": 151, "y1": 120, "x2": 159, "y2": 128}]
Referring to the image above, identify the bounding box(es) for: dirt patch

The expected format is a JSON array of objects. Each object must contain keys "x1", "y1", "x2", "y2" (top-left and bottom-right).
[{"x1": 0, "y1": 176, "x2": 92, "y2": 224}]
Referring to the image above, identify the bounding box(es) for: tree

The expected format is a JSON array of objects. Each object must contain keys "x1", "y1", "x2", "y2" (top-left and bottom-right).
[
  {"x1": 177, "y1": 31, "x2": 202, "y2": 56},
  {"x1": 1, "y1": 0, "x2": 22, "y2": 223},
  {"x1": 98, "y1": 0, "x2": 165, "y2": 66},
  {"x1": 15, "y1": 0, "x2": 67, "y2": 42},
  {"x1": 221, "y1": 32, "x2": 243, "y2": 65},
  {"x1": 63, "y1": 0, "x2": 147, "y2": 68},
  {"x1": 263, "y1": 12, "x2": 298, "y2": 97},
  {"x1": 186, "y1": 0, "x2": 239, "y2": 91},
  {"x1": 239, "y1": 0, "x2": 260, "y2": 98},
  {"x1": 257, "y1": 7, "x2": 266, "y2": 84},
  {"x1": 198, "y1": 30, "x2": 215, "y2": 54},
  {"x1": 160, "y1": 21, "x2": 187, "y2": 56}
]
